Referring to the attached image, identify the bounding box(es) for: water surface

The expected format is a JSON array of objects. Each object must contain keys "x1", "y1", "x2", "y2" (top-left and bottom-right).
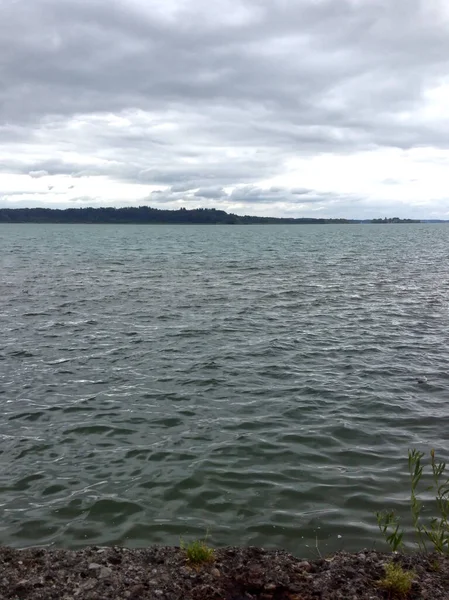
[{"x1": 1, "y1": 223, "x2": 448, "y2": 554}]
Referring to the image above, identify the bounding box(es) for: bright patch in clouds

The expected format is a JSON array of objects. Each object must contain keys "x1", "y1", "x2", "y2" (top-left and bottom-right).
[{"x1": 1, "y1": 0, "x2": 449, "y2": 218}]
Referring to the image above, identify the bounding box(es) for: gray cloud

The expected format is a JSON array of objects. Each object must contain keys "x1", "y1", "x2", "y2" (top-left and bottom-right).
[
  {"x1": 170, "y1": 183, "x2": 198, "y2": 193},
  {"x1": 227, "y1": 185, "x2": 349, "y2": 206},
  {"x1": 291, "y1": 188, "x2": 314, "y2": 196},
  {"x1": 137, "y1": 185, "x2": 356, "y2": 216},
  {"x1": 1, "y1": 0, "x2": 449, "y2": 216},
  {"x1": 29, "y1": 170, "x2": 49, "y2": 178},
  {"x1": 193, "y1": 187, "x2": 226, "y2": 199}
]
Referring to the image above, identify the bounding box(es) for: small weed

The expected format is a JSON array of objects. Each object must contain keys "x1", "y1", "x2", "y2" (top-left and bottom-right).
[
  {"x1": 376, "y1": 510, "x2": 404, "y2": 552},
  {"x1": 180, "y1": 537, "x2": 215, "y2": 566},
  {"x1": 378, "y1": 562, "x2": 414, "y2": 598},
  {"x1": 428, "y1": 557, "x2": 440, "y2": 572},
  {"x1": 376, "y1": 448, "x2": 449, "y2": 554}
]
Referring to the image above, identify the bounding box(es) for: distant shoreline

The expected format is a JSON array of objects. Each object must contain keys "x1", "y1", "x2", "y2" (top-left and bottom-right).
[{"x1": 0, "y1": 206, "x2": 429, "y2": 224}]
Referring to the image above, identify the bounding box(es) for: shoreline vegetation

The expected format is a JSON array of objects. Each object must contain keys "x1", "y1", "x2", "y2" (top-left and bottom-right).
[{"x1": 0, "y1": 206, "x2": 425, "y2": 224}]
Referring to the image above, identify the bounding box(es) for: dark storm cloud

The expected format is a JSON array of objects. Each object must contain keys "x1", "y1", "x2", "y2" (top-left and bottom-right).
[{"x1": 1, "y1": 0, "x2": 448, "y2": 214}]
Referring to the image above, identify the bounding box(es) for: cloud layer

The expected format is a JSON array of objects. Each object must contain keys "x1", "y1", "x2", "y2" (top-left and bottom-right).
[{"x1": 1, "y1": 0, "x2": 449, "y2": 217}]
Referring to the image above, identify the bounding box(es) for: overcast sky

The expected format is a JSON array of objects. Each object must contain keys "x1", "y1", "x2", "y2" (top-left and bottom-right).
[{"x1": 1, "y1": 0, "x2": 449, "y2": 218}]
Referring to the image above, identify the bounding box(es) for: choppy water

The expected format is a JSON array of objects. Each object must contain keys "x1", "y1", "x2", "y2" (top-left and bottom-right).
[{"x1": 1, "y1": 223, "x2": 449, "y2": 554}]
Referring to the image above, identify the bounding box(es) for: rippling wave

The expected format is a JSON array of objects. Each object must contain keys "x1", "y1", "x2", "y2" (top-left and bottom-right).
[{"x1": 1, "y1": 223, "x2": 449, "y2": 554}]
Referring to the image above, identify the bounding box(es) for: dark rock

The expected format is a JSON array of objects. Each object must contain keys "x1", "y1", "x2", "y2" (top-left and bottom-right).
[
  {"x1": 98, "y1": 566, "x2": 112, "y2": 579},
  {"x1": 264, "y1": 582, "x2": 276, "y2": 591},
  {"x1": 127, "y1": 583, "x2": 145, "y2": 599},
  {"x1": 296, "y1": 560, "x2": 312, "y2": 572}
]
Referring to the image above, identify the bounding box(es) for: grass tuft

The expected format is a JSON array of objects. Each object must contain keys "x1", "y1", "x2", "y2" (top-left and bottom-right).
[
  {"x1": 180, "y1": 538, "x2": 215, "y2": 566},
  {"x1": 378, "y1": 562, "x2": 414, "y2": 598}
]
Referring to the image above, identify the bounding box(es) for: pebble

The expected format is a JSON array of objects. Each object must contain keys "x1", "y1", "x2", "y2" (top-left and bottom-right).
[
  {"x1": 99, "y1": 566, "x2": 112, "y2": 579},
  {"x1": 296, "y1": 560, "x2": 312, "y2": 572},
  {"x1": 88, "y1": 563, "x2": 112, "y2": 579},
  {"x1": 79, "y1": 578, "x2": 97, "y2": 591},
  {"x1": 126, "y1": 584, "x2": 145, "y2": 599}
]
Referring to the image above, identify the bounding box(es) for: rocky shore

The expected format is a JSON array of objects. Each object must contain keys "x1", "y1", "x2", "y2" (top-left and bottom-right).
[{"x1": 1, "y1": 545, "x2": 448, "y2": 600}]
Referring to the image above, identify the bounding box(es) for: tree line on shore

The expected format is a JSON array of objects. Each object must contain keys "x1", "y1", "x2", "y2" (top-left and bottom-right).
[{"x1": 0, "y1": 206, "x2": 421, "y2": 224}]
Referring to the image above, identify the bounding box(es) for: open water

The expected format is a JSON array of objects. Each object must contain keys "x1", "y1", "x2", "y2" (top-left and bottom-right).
[{"x1": 1, "y1": 223, "x2": 448, "y2": 554}]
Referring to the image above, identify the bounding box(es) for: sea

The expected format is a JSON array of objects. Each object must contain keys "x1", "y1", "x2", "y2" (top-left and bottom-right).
[{"x1": 1, "y1": 223, "x2": 448, "y2": 554}]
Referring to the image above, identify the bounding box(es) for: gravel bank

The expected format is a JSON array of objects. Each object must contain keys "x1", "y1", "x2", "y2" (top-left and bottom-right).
[{"x1": 0, "y1": 545, "x2": 448, "y2": 599}]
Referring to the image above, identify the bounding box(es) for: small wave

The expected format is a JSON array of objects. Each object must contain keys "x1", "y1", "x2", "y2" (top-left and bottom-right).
[
  {"x1": 8, "y1": 350, "x2": 34, "y2": 357},
  {"x1": 87, "y1": 499, "x2": 144, "y2": 522}
]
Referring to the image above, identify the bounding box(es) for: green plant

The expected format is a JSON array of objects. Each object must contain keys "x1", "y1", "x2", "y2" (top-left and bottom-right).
[
  {"x1": 180, "y1": 536, "x2": 215, "y2": 565},
  {"x1": 408, "y1": 449, "x2": 427, "y2": 552},
  {"x1": 376, "y1": 448, "x2": 449, "y2": 554},
  {"x1": 428, "y1": 557, "x2": 440, "y2": 572},
  {"x1": 425, "y1": 449, "x2": 449, "y2": 553},
  {"x1": 376, "y1": 510, "x2": 404, "y2": 552},
  {"x1": 378, "y1": 562, "x2": 414, "y2": 597}
]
